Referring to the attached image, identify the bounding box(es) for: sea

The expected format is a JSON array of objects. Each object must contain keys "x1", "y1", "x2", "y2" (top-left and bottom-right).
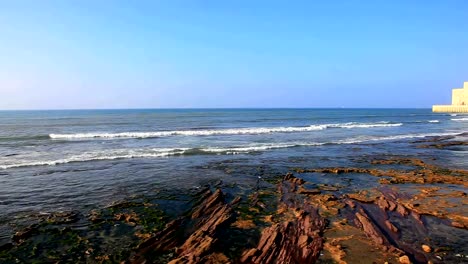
[{"x1": 0, "y1": 108, "x2": 467, "y2": 244}]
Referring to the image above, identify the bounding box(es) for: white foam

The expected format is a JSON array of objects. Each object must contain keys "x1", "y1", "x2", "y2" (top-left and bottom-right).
[
  {"x1": 1, "y1": 144, "x2": 311, "y2": 169},
  {"x1": 49, "y1": 122, "x2": 402, "y2": 140},
  {"x1": 428, "y1": 120, "x2": 439, "y2": 123},
  {"x1": 451, "y1": 117, "x2": 468, "y2": 121},
  {"x1": 336, "y1": 132, "x2": 461, "y2": 144},
  {"x1": 327, "y1": 122, "x2": 402, "y2": 129},
  {"x1": 3, "y1": 131, "x2": 463, "y2": 169},
  {"x1": 0, "y1": 148, "x2": 189, "y2": 169},
  {"x1": 201, "y1": 142, "x2": 325, "y2": 154}
]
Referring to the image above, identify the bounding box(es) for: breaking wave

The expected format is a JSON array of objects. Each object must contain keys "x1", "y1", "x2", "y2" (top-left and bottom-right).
[
  {"x1": 0, "y1": 148, "x2": 189, "y2": 170},
  {"x1": 0, "y1": 145, "x2": 301, "y2": 169},
  {"x1": 451, "y1": 117, "x2": 468, "y2": 121},
  {"x1": 2, "y1": 132, "x2": 462, "y2": 169},
  {"x1": 49, "y1": 122, "x2": 402, "y2": 140},
  {"x1": 428, "y1": 120, "x2": 439, "y2": 123},
  {"x1": 336, "y1": 132, "x2": 461, "y2": 144}
]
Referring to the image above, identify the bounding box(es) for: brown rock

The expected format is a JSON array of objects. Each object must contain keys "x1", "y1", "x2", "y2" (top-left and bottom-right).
[
  {"x1": 297, "y1": 186, "x2": 321, "y2": 195},
  {"x1": 355, "y1": 211, "x2": 386, "y2": 246},
  {"x1": 130, "y1": 189, "x2": 237, "y2": 264},
  {"x1": 399, "y1": 255, "x2": 411, "y2": 264},
  {"x1": 240, "y1": 209, "x2": 325, "y2": 264},
  {"x1": 88, "y1": 210, "x2": 103, "y2": 223},
  {"x1": 115, "y1": 212, "x2": 139, "y2": 224},
  {"x1": 12, "y1": 224, "x2": 38, "y2": 243},
  {"x1": 240, "y1": 178, "x2": 326, "y2": 264},
  {"x1": 451, "y1": 221, "x2": 465, "y2": 228},
  {"x1": 385, "y1": 220, "x2": 399, "y2": 233},
  {"x1": 232, "y1": 219, "x2": 256, "y2": 229},
  {"x1": 422, "y1": 244, "x2": 432, "y2": 253},
  {"x1": 396, "y1": 204, "x2": 408, "y2": 216},
  {"x1": 324, "y1": 241, "x2": 347, "y2": 264},
  {"x1": 284, "y1": 173, "x2": 305, "y2": 185},
  {"x1": 202, "y1": 253, "x2": 231, "y2": 264},
  {"x1": 345, "y1": 199, "x2": 356, "y2": 208}
]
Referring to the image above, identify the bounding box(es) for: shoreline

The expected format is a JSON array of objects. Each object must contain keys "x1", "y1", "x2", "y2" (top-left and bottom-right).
[{"x1": 1, "y1": 136, "x2": 467, "y2": 263}]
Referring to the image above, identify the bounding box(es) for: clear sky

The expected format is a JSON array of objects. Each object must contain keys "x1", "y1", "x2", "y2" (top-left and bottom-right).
[{"x1": 1, "y1": 0, "x2": 467, "y2": 109}]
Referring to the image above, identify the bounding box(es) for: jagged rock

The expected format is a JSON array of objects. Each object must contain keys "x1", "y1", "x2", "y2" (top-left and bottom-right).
[
  {"x1": 133, "y1": 218, "x2": 185, "y2": 260},
  {"x1": 385, "y1": 220, "x2": 399, "y2": 233},
  {"x1": 191, "y1": 189, "x2": 225, "y2": 219},
  {"x1": 354, "y1": 210, "x2": 387, "y2": 246},
  {"x1": 284, "y1": 173, "x2": 305, "y2": 185},
  {"x1": 377, "y1": 196, "x2": 397, "y2": 211},
  {"x1": 396, "y1": 204, "x2": 408, "y2": 217},
  {"x1": 130, "y1": 189, "x2": 237, "y2": 264},
  {"x1": 240, "y1": 177, "x2": 325, "y2": 264},
  {"x1": 344, "y1": 199, "x2": 356, "y2": 208},
  {"x1": 240, "y1": 206, "x2": 324, "y2": 264},
  {"x1": 170, "y1": 199, "x2": 233, "y2": 262},
  {"x1": 250, "y1": 192, "x2": 267, "y2": 210},
  {"x1": 297, "y1": 186, "x2": 321, "y2": 195}
]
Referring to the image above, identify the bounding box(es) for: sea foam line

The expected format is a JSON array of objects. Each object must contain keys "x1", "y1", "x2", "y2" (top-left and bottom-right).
[
  {"x1": 0, "y1": 145, "x2": 300, "y2": 169},
  {"x1": 336, "y1": 131, "x2": 461, "y2": 144},
  {"x1": 451, "y1": 117, "x2": 468, "y2": 121},
  {"x1": 0, "y1": 148, "x2": 189, "y2": 170},
  {"x1": 49, "y1": 122, "x2": 402, "y2": 140},
  {"x1": 3, "y1": 131, "x2": 462, "y2": 169}
]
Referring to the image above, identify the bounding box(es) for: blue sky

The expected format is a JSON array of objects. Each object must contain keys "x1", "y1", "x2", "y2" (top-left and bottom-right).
[{"x1": 0, "y1": 0, "x2": 467, "y2": 109}]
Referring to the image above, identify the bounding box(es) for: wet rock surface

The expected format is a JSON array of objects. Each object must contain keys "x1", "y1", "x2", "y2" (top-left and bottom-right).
[
  {"x1": 240, "y1": 175, "x2": 325, "y2": 264},
  {"x1": 130, "y1": 188, "x2": 238, "y2": 264}
]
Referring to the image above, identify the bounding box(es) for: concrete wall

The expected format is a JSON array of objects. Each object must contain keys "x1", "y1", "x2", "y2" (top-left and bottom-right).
[
  {"x1": 433, "y1": 81, "x2": 468, "y2": 112},
  {"x1": 449, "y1": 81, "x2": 468, "y2": 105},
  {"x1": 452, "y1": 87, "x2": 468, "y2": 105},
  {"x1": 433, "y1": 105, "x2": 468, "y2": 113}
]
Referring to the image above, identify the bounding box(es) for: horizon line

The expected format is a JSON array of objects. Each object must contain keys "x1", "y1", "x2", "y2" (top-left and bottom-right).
[{"x1": 0, "y1": 107, "x2": 433, "y2": 111}]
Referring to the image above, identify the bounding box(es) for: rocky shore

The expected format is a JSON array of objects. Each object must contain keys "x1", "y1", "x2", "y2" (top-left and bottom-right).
[{"x1": 1, "y1": 135, "x2": 467, "y2": 264}]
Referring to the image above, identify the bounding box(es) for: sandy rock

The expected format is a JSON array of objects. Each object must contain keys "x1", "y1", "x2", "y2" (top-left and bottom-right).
[
  {"x1": 399, "y1": 255, "x2": 411, "y2": 264},
  {"x1": 232, "y1": 219, "x2": 256, "y2": 229},
  {"x1": 422, "y1": 244, "x2": 432, "y2": 253}
]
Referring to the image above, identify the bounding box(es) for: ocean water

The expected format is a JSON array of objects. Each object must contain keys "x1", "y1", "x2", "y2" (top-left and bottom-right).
[{"x1": 0, "y1": 108, "x2": 467, "y2": 242}]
